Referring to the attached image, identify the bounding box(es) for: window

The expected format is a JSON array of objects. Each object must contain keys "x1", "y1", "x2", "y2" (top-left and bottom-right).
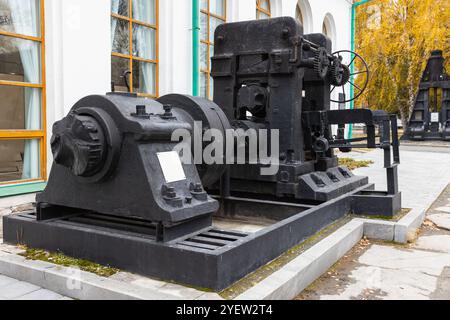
[
  {"x1": 296, "y1": 0, "x2": 313, "y2": 34},
  {"x1": 200, "y1": 0, "x2": 226, "y2": 100},
  {"x1": 111, "y1": 0, "x2": 158, "y2": 97},
  {"x1": 256, "y1": 0, "x2": 271, "y2": 20},
  {"x1": 0, "y1": 0, "x2": 46, "y2": 185}
]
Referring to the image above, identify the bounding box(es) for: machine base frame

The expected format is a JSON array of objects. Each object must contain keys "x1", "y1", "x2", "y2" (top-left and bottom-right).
[{"x1": 3, "y1": 184, "x2": 400, "y2": 291}]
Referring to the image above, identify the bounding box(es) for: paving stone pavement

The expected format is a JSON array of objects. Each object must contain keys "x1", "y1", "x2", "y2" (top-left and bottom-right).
[
  {"x1": 297, "y1": 146, "x2": 450, "y2": 300},
  {"x1": 348, "y1": 147, "x2": 450, "y2": 211},
  {"x1": 0, "y1": 274, "x2": 72, "y2": 300}
]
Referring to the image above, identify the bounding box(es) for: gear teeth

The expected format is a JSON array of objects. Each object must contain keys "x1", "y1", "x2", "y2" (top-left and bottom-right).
[{"x1": 313, "y1": 48, "x2": 329, "y2": 79}]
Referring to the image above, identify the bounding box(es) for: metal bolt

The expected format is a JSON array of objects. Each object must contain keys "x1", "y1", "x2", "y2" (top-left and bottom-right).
[
  {"x1": 190, "y1": 183, "x2": 203, "y2": 193},
  {"x1": 136, "y1": 105, "x2": 146, "y2": 116}
]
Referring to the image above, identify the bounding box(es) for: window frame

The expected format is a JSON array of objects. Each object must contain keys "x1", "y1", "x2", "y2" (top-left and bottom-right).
[
  {"x1": 256, "y1": 0, "x2": 271, "y2": 19},
  {"x1": 200, "y1": 0, "x2": 227, "y2": 100},
  {"x1": 111, "y1": 0, "x2": 159, "y2": 98},
  {"x1": 0, "y1": 0, "x2": 47, "y2": 186}
]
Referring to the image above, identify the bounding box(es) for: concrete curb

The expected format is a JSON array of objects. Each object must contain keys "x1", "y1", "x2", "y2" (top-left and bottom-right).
[
  {"x1": 0, "y1": 253, "x2": 183, "y2": 300},
  {"x1": 356, "y1": 208, "x2": 425, "y2": 243}
]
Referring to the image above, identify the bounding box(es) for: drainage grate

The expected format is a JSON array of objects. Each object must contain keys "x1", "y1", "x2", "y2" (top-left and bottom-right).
[{"x1": 177, "y1": 229, "x2": 248, "y2": 251}]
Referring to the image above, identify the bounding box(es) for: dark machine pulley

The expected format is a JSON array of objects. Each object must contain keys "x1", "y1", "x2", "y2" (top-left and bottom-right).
[{"x1": 157, "y1": 94, "x2": 231, "y2": 188}]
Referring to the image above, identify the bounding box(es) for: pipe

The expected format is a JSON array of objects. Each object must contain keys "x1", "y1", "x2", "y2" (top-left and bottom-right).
[
  {"x1": 192, "y1": 0, "x2": 200, "y2": 96},
  {"x1": 349, "y1": 0, "x2": 373, "y2": 139}
]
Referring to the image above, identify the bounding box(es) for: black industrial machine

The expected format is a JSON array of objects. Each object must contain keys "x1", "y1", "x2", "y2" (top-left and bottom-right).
[
  {"x1": 3, "y1": 17, "x2": 401, "y2": 290},
  {"x1": 404, "y1": 50, "x2": 450, "y2": 140}
]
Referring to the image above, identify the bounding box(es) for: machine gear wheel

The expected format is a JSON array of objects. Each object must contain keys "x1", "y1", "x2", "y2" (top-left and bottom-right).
[
  {"x1": 314, "y1": 48, "x2": 330, "y2": 79},
  {"x1": 330, "y1": 59, "x2": 351, "y2": 86}
]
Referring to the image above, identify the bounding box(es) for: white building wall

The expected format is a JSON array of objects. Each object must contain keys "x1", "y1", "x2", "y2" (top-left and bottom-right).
[
  {"x1": 43, "y1": 0, "x2": 353, "y2": 175},
  {"x1": 45, "y1": 0, "x2": 111, "y2": 174},
  {"x1": 159, "y1": 0, "x2": 192, "y2": 96}
]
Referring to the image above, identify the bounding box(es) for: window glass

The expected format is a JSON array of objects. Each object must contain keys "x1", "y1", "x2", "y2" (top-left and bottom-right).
[
  {"x1": 0, "y1": 139, "x2": 40, "y2": 183},
  {"x1": 200, "y1": 42, "x2": 208, "y2": 70},
  {"x1": 0, "y1": 0, "x2": 40, "y2": 37},
  {"x1": 0, "y1": 85, "x2": 41, "y2": 130},
  {"x1": 199, "y1": 0, "x2": 226, "y2": 100},
  {"x1": 111, "y1": 0, "x2": 128, "y2": 16},
  {"x1": 111, "y1": 0, "x2": 158, "y2": 97},
  {"x1": 210, "y1": 0, "x2": 225, "y2": 17},
  {"x1": 0, "y1": 35, "x2": 41, "y2": 83},
  {"x1": 133, "y1": 60, "x2": 156, "y2": 95},
  {"x1": 111, "y1": 18, "x2": 129, "y2": 55},
  {"x1": 257, "y1": 0, "x2": 271, "y2": 20},
  {"x1": 111, "y1": 56, "x2": 130, "y2": 92},
  {"x1": 260, "y1": 0, "x2": 270, "y2": 11},
  {"x1": 132, "y1": 0, "x2": 156, "y2": 25},
  {"x1": 132, "y1": 24, "x2": 156, "y2": 60},
  {"x1": 209, "y1": 16, "x2": 223, "y2": 42}
]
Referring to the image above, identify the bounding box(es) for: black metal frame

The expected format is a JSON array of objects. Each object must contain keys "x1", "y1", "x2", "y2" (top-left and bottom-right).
[
  {"x1": 404, "y1": 50, "x2": 450, "y2": 141},
  {"x1": 4, "y1": 184, "x2": 376, "y2": 291}
]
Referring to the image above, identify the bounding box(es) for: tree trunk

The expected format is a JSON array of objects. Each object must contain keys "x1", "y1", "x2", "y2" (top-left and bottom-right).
[{"x1": 400, "y1": 108, "x2": 408, "y2": 129}]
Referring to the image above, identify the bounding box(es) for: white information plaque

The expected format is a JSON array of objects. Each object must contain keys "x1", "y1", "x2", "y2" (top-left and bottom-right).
[
  {"x1": 431, "y1": 112, "x2": 439, "y2": 122},
  {"x1": 157, "y1": 151, "x2": 186, "y2": 183}
]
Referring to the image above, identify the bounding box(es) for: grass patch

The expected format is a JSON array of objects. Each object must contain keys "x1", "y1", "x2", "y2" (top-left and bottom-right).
[
  {"x1": 338, "y1": 158, "x2": 374, "y2": 171},
  {"x1": 20, "y1": 248, "x2": 119, "y2": 277}
]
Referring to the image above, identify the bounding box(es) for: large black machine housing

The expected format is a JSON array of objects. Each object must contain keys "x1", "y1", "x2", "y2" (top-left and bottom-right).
[
  {"x1": 3, "y1": 17, "x2": 401, "y2": 290},
  {"x1": 404, "y1": 50, "x2": 450, "y2": 141}
]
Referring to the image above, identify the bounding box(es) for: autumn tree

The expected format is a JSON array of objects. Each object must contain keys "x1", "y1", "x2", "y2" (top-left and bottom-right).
[{"x1": 354, "y1": 0, "x2": 449, "y2": 127}]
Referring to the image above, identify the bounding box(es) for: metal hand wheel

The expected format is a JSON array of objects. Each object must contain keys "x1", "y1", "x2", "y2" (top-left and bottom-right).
[{"x1": 330, "y1": 50, "x2": 369, "y2": 104}]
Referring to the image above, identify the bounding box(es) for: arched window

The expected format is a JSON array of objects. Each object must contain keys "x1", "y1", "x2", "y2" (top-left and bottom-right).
[
  {"x1": 256, "y1": 0, "x2": 271, "y2": 20},
  {"x1": 322, "y1": 13, "x2": 336, "y2": 49},
  {"x1": 295, "y1": 0, "x2": 312, "y2": 33},
  {"x1": 200, "y1": 0, "x2": 226, "y2": 100},
  {"x1": 111, "y1": 0, "x2": 158, "y2": 97}
]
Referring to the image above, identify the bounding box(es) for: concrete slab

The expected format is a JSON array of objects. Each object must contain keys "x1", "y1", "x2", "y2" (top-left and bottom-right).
[
  {"x1": 431, "y1": 267, "x2": 450, "y2": 299},
  {"x1": 110, "y1": 272, "x2": 166, "y2": 290},
  {"x1": 434, "y1": 206, "x2": 450, "y2": 213},
  {"x1": 0, "y1": 194, "x2": 36, "y2": 209},
  {"x1": 414, "y1": 235, "x2": 450, "y2": 253},
  {"x1": 158, "y1": 283, "x2": 206, "y2": 300},
  {"x1": 0, "y1": 274, "x2": 18, "y2": 288},
  {"x1": 358, "y1": 245, "x2": 450, "y2": 277},
  {"x1": 309, "y1": 243, "x2": 450, "y2": 300},
  {"x1": 428, "y1": 214, "x2": 450, "y2": 231},
  {"x1": 320, "y1": 265, "x2": 437, "y2": 300},
  {"x1": 350, "y1": 149, "x2": 450, "y2": 213},
  {"x1": 0, "y1": 281, "x2": 40, "y2": 299},
  {"x1": 16, "y1": 288, "x2": 63, "y2": 300}
]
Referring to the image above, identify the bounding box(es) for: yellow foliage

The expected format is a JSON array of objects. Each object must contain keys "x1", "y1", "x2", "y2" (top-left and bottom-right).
[{"x1": 355, "y1": 0, "x2": 450, "y2": 125}]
